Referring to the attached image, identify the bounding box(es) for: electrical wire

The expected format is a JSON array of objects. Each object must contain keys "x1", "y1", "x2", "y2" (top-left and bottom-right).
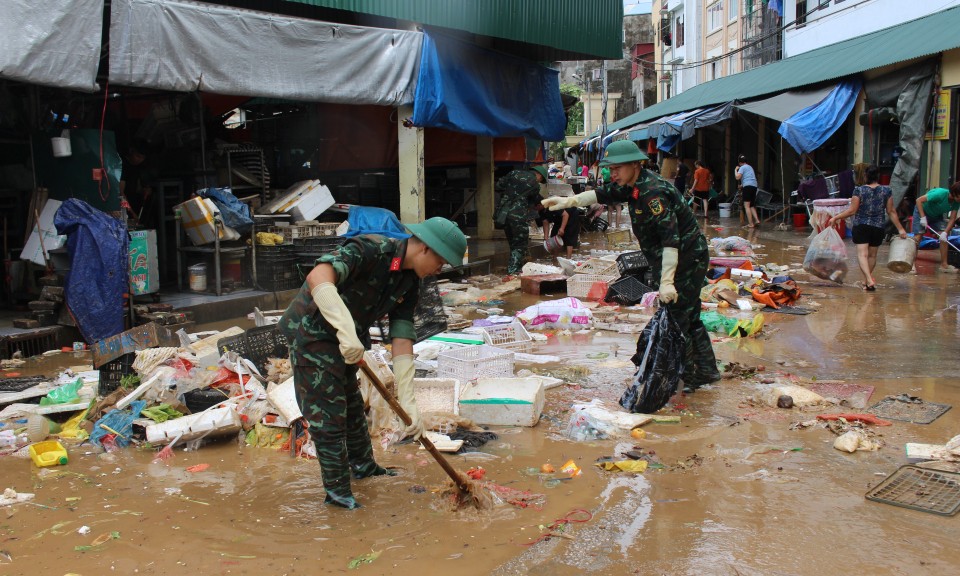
[{"x1": 98, "y1": 80, "x2": 111, "y2": 203}]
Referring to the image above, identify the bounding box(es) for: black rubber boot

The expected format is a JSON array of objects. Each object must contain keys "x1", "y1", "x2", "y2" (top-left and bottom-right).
[{"x1": 323, "y1": 479, "x2": 361, "y2": 510}]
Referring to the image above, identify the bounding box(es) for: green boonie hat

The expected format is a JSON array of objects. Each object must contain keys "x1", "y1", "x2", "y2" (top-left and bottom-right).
[
  {"x1": 599, "y1": 140, "x2": 649, "y2": 166},
  {"x1": 406, "y1": 217, "x2": 467, "y2": 267},
  {"x1": 530, "y1": 165, "x2": 549, "y2": 182}
]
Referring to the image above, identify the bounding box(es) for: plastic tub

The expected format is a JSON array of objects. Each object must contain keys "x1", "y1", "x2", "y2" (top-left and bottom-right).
[{"x1": 718, "y1": 203, "x2": 733, "y2": 218}]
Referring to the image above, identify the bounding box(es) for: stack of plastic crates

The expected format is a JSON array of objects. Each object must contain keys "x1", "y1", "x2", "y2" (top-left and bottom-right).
[
  {"x1": 576, "y1": 258, "x2": 619, "y2": 276},
  {"x1": 293, "y1": 235, "x2": 346, "y2": 269},
  {"x1": 256, "y1": 243, "x2": 300, "y2": 291},
  {"x1": 567, "y1": 273, "x2": 617, "y2": 300},
  {"x1": 437, "y1": 345, "x2": 514, "y2": 383},
  {"x1": 376, "y1": 277, "x2": 448, "y2": 343},
  {"x1": 616, "y1": 251, "x2": 650, "y2": 277},
  {"x1": 479, "y1": 321, "x2": 532, "y2": 352},
  {"x1": 604, "y1": 276, "x2": 654, "y2": 305}
]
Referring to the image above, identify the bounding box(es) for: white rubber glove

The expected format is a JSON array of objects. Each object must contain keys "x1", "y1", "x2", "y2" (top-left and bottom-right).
[
  {"x1": 541, "y1": 191, "x2": 598, "y2": 211},
  {"x1": 920, "y1": 216, "x2": 928, "y2": 229},
  {"x1": 392, "y1": 354, "x2": 424, "y2": 440},
  {"x1": 939, "y1": 231, "x2": 948, "y2": 242},
  {"x1": 658, "y1": 247, "x2": 680, "y2": 305},
  {"x1": 311, "y1": 283, "x2": 365, "y2": 364}
]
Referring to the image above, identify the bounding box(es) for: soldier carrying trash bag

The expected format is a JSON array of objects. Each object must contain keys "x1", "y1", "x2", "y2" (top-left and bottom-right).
[{"x1": 543, "y1": 140, "x2": 721, "y2": 397}]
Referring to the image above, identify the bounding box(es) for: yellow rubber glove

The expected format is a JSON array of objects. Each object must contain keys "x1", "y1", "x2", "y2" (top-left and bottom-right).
[
  {"x1": 658, "y1": 247, "x2": 679, "y2": 304},
  {"x1": 311, "y1": 283, "x2": 365, "y2": 364},
  {"x1": 392, "y1": 354, "x2": 424, "y2": 440},
  {"x1": 541, "y1": 191, "x2": 598, "y2": 211}
]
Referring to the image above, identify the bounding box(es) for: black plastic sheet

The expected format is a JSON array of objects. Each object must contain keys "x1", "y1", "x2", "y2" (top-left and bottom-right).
[{"x1": 619, "y1": 308, "x2": 686, "y2": 414}]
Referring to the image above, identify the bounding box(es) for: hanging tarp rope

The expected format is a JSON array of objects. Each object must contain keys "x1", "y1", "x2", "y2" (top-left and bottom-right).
[
  {"x1": 0, "y1": 0, "x2": 103, "y2": 91},
  {"x1": 778, "y1": 78, "x2": 862, "y2": 154},
  {"x1": 412, "y1": 32, "x2": 566, "y2": 141},
  {"x1": 109, "y1": 0, "x2": 422, "y2": 105}
]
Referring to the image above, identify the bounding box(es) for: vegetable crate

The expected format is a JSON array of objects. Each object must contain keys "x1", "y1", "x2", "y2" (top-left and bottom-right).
[
  {"x1": 566, "y1": 274, "x2": 617, "y2": 300},
  {"x1": 605, "y1": 229, "x2": 632, "y2": 245},
  {"x1": 438, "y1": 345, "x2": 514, "y2": 383},
  {"x1": 99, "y1": 352, "x2": 136, "y2": 395},
  {"x1": 479, "y1": 321, "x2": 533, "y2": 352}
]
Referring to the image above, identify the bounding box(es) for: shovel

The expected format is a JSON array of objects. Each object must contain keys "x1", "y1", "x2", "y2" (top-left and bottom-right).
[{"x1": 358, "y1": 361, "x2": 475, "y2": 498}]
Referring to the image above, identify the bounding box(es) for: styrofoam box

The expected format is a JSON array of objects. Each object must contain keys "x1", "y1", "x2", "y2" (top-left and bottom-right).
[
  {"x1": 458, "y1": 377, "x2": 544, "y2": 427},
  {"x1": 413, "y1": 378, "x2": 460, "y2": 415},
  {"x1": 287, "y1": 184, "x2": 335, "y2": 222}
]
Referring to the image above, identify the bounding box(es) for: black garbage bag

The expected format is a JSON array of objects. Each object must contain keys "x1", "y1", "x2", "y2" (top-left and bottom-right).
[{"x1": 619, "y1": 308, "x2": 686, "y2": 414}]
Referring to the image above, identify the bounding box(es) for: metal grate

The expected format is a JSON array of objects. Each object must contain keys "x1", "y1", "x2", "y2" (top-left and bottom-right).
[
  {"x1": 868, "y1": 396, "x2": 951, "y2": 424},
  {"x1": 866, "y1": 465, "x2": 960, "y2": 516},
  {"x1": 0, "y1": 375, "x2": 49, "y2": 392}
]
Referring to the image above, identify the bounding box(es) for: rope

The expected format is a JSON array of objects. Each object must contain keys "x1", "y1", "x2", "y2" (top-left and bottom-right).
[{"x1": 522, "y1": 508, "x2": 593, "y2": 546}]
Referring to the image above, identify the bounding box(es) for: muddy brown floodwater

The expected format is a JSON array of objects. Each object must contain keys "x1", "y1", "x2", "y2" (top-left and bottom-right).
[{"x1": 2, "y1": 223, "x2": 960, "y2": 575}]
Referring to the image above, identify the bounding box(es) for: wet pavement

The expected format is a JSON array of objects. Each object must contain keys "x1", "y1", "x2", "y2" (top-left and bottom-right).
[{"x1": 2, "y1": 217, "x2": 960, "y2": 575}]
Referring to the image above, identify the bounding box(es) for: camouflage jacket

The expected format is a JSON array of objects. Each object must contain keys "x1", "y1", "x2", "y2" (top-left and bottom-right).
[
  {"x1": 597, "y1": 169, "x2": 707, "y2": 274},
  {"x1": 278, "y1": 235, "x2": 420, "y2": 361},
  {"x1": 496, "y1": 170, "x2": 542, "y2": 221}
]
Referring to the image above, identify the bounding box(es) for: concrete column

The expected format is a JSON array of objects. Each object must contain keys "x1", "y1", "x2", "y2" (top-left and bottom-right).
[
  {"x1": 475, "y1": 136, "x2": 495, "y2": 240},
  {"x1": 757, "y1": 117, "x2": 766, "y2": 190},
  {"x1": 397, "y1": 104, "x2": 425, "y2": 223},
  {"x1": 724, "y1": 122, "x2": 732, "y2": 196}
]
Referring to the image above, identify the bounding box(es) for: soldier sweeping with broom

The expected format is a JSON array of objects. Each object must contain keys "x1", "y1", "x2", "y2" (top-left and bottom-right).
[{"x1": 279, "y1": 217, "x2": 467, "y2": 509}]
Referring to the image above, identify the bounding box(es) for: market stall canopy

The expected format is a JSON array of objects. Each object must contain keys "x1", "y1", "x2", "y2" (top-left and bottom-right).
[
  {"x1": 736, "y1": 85, "x2": 836, "y2": 122},
  {"x1": 412, "y1": 32, "x2": 566, "y2": 141},
  {"x1": 0, "y1": 0, "x2": 103, "y2": 91},
  {"x1": 108, "y1": 0, "x2": 422, "y2": 105},
  {"x1": 778, "y1": 78, "x2": 862, "y2": 154},
  {"x1": 598, "y1": 6, "x2": 960, "y2": 138}
]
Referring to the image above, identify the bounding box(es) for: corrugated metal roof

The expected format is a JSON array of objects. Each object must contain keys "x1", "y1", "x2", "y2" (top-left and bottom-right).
[
  {"x1": 279, "y1": 0, "x2": 624, "y2": 60},
  {"x1": 604, "y1": 6, "x2": 960, "y2": 134}
]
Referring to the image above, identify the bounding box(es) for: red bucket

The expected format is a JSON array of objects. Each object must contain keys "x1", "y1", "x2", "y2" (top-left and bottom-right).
[{"x1": 793, "y1": 213, "x2": 808, "y2": 230}]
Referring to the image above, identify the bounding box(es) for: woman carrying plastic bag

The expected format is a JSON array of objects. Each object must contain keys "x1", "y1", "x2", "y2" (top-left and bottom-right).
[{"x1": 803, "y1": 227, "x2": 848, "y2": 283}]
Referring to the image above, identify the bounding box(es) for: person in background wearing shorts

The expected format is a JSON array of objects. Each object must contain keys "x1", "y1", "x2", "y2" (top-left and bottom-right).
[
  {"x1": 828, "y1": 165, "x2": 907, "y2": 290},
  {"x1": 912, "y1": 182, "x2": 960, "y2": 273},
  {"x1": 735, "y1": 155, "x2": 760, "y2": 228},
  {"x1": 691, "y1": 160, "x2": 712, "y2": 218},
  {"x1": 549, "y1": 206, "x2": 581, "y2": 258}
]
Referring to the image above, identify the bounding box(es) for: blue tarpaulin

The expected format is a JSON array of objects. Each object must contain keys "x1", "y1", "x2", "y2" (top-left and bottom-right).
[
  {"x1": 199, "y1": 187, "x2": 253, "y2": 234},
  {"x1": 54, "y1": 199, "x2": 128, "y2": 343},
  {"x1": 412, "y1": 32, "x2": 566, "y2": 141},
  {"x1": 344, "y1": 206, "x2": 411, "y2": 240},
  {"x1": 779, "y1": 78, "x2": 862, "y2": 153}
]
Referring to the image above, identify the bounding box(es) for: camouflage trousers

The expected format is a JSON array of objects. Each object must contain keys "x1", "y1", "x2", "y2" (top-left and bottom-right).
[
  {"x1": 292, "y1": 341, "x2": 381, "y2": 505},
  {"x1": 504, "y1": 216, "x2": 530, "y2": 274},
  {"x1": 657, "y1": 247, "x2": 720, "y2": 387}
]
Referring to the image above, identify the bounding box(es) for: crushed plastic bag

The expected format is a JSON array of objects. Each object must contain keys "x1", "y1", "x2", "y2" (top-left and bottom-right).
[
  {"x1": 701, "y1": 311, "x2": 739, "y2": 335},
  {"x1": 710, "y1": 236, "x2": 755, "y2": 256},
  {"x1": 516, "y1": 297, "x2": 593, "y2": 330},
  {"x1": 803, "y1": 227, "x2": 848, "y2": 283},
  {"x1": 39, "y1": 378, "x2": 83, "y2": 406},
  {"x1": 566, "y1": 399, "x2": 653, "y2": 441},
  {"x1": 620, "y1": 308, "x2": 685, "y2": 414}
]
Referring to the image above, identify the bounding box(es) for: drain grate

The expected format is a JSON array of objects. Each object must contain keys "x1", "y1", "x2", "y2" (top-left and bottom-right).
[
  {"x1": 0, "y1": 375, "x2": 49, "y2": 393},
  {"x1": 868, "y1": 396, "x2": 951, "y2": 424},
  {"x1": 866, "y1": 465, "x2": 960, "y2": 516}
]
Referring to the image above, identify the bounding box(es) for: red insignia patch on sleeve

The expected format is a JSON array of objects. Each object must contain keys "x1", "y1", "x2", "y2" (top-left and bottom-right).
[{"x1": 389, "y1": 257, "x2": 401, "y2": 272}]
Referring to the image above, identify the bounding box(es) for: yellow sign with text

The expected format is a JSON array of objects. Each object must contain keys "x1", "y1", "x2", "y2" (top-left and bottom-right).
[{"x1": 927, "y1": 89, "x2": 951, "y2": 140}]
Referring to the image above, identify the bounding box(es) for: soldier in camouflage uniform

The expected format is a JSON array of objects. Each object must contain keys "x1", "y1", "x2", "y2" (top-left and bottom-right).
[
  {"x1": 279, "y1": 217, "x2": 467, "y2": 509},
  {"x1": 544, "y1": 141, "x2": 720, "y2": 390},
  {"x1": 495, "y1": 166, "x2": 548, "y2": 276}
]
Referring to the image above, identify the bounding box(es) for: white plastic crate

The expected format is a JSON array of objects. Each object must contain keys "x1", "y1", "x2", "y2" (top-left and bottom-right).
[
  {"x1": 413, "y1": 378, "x2": 460, "y2": 415},
  {"x1": 576, "y1": 258, "x2": 619, "y2": 276},
  {"x1": 479, "y1": 321, "x2": 532, "y2": 351},
  {"x1": 567, "y1": 274, "x2": 617, "y2": 300},
  {"x1": 437, "y1": 345, "x2": 514, "y2": 383}
]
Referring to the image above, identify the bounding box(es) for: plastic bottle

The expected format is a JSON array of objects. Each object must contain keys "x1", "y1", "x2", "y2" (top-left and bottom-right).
[{"x1": 25, "y1": 414, "x2": 49, "y2": 443}]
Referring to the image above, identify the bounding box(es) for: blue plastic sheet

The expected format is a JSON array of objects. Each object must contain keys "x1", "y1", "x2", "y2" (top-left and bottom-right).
[
  {"x1": 200, "y1": 187, "x2": 253, "y2": 234},
  {"x1": 54, "y1": 199, "x2": 128, "y2": 343},
  {"x1": 343, "y1": 207, "x2": 411, "y2": 240},
  {"x1": 412, "y1": 32, "x2": 566, "y2": 141},
  {"x1": 918, "y1": 235, "x2": 960, "y2": 250},
  {"x1": 779, "y1": 78, "x2": 862, "y2": 154},
  {"x1": 90, "y1": 400, "x2": 145, "y2": 448}
]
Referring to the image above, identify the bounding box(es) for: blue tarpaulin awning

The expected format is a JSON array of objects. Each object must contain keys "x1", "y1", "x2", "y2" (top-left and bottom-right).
[
  {"x1": 778, "y1": 78, "x2": 862, "y2": 153},
  {"x1": 412, "y1": 32, "x2": 566, "y2": 141}
]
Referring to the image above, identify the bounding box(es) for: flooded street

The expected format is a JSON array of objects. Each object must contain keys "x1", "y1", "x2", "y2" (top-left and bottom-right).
[{"x1": 3, "y1": 222, "x2": 960, "y2": 576}]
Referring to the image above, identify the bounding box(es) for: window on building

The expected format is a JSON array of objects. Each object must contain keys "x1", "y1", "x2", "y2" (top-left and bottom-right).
[
  {"x1": 797, "y1": 1, "x2": 808, "y2": 26},
  {"x1": 727, "y1": 53, "x2": 738, "y2": 75},
  {"x1": 708, "y1": 2, "x2": 723, "y2": 32},
  {"x1": 728, "y1": 0, "x2": 738, "y2": 22},
  {"x1": 676, "y1": 14, "x2": 685, "y2": 47}
]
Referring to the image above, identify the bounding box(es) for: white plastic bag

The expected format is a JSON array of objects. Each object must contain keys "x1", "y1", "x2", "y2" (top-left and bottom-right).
[
  {"x1": 803, "y1": 227, "x2": 848, "y2": 283},
  {"x1": 516, "y1": 297, "x2": 593, "y2": 330}
]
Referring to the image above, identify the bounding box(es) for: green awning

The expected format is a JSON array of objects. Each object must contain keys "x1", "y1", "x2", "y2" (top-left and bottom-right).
[
  {"x1": 278, "y1": 0, "x2": 623, "y2": 60},
  {"x1": 603, "y1": 5, "x2": 960, "y2": 135}
]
